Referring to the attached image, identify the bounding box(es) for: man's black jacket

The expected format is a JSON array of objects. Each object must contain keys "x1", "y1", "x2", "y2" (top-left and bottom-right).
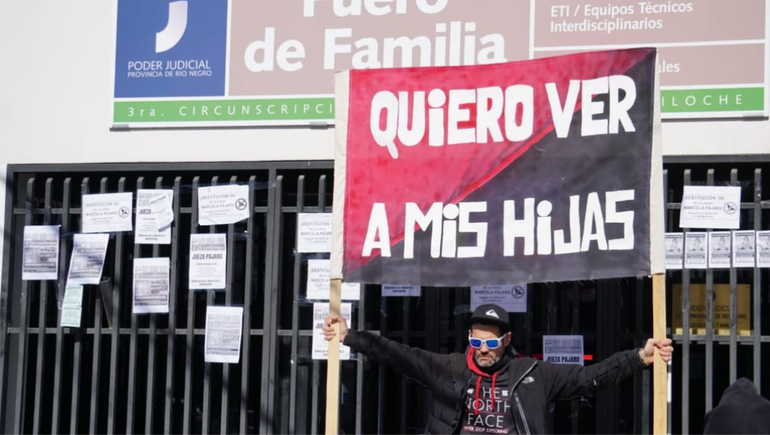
[{"x1": 344, "y1": 329, "x2": 648, "y2": 434}]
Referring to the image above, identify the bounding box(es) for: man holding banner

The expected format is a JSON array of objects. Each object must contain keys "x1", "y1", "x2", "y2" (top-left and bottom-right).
[
  {"x1": 324, "y1": 303, "x2": 673, "y2": 434},
  {"x1": 328, "y1": 47, "x2": 671, "y2": 433}
]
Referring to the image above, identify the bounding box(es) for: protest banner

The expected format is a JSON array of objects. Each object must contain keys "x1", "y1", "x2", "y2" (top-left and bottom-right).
[{"x1": 333, "y1": 48, "x2": 663, "y2": 286}]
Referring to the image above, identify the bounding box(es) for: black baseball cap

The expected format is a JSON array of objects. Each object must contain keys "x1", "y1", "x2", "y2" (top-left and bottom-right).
[{"x1": 469, "y1": 304, "x2": 511, "y2": 334}]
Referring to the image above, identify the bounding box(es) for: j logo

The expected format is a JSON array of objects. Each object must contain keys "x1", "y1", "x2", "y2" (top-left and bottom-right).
[{"x1": 156, "y1": 0, "x2": 188, "y2": 53}]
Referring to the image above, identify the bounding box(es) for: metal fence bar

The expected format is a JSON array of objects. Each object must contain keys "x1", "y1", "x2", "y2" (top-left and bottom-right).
[
  {"x1": 705, "y1": 169, "x2": 715, "y2": 413},
  {"x1": 260, "y1": 170, "x2": 281, "y2": 435},
  {"x1": 422, "y1": 287, "x2": 438, "y2": 432},
  {"x1": 89, "y1": 279, "x2": 103, "y2": 435},
  {"x1": 202, "y1": 287, "x2": 215, "y2": 435},
  {"x1": 183, "y1": 176, "x2": 200, "y2": 435},
  {"x1": 632, "y1": 278, "x2": 649, "y2": 433},
  {"x1": 546, "y1": 283, "x2": 557, "y2": 432},
  {"x1": 107, "y1": 176, "x2": 126, "y2": 435},
  {"x1": 220, "y1": 175, "x2": 238, "y2": 435},
  {"x1": 272, "y1": 174, "x2": 286, "y2": 432},
  {"x1": 289, "y1": 175, "x2": 305, "y2": 434},
  {"x1": 453, "y1": 289, "x2": 464, "y2": 354},
  {"x1": 572, "y1": 282, "x2": 581, "y2": 435},
  {"x1": 400, "y1": 297, "x2": 410, "y2": 435},
  {"x1": 642, "y1": 357, "x2": 650, "y2": 435},
  {"x1": 31, "y1": 178, "x2": 52, "y2": 435},
  {"x1": 164, "y1": 176, "x2": 182, "y2": 435},
  {"x1": 126, "y1": 177, "x2": 142, "y2": 435},
  {"x1": 70, "y1": 177, "x2": 91, "y2": 435},
  {"x1": 525, "y1": 283, "x2": 533, "y2": 357},
  {"x1": 543, "y1": 283, "x2": 559, "y2": 432},
  {"x1": 309, "y1": 175, "x2": 323, "y2": 435},
  {"x1": 88, "y1": 178, "x2": 109, "y2": 434},
  {"x1": 144, "y1": 177, "x2": 163, "y2": 434},
  {"x1": 421, "y1": 288, "x2": 432, "y2": 425},
  {"x1": 355, "y1": 283, "x2": 367, "y2": 435},
  {"x1": 318, "y1": 174, "x2": 327, "y2": 215},
  {"x1": 729, "y1": 169, "x2": 738, "y2": 384},
  {"x1": 377, "y1": 296, "x2": 387, "y2": 435},
  {"x1": 240, "y1": 175, "x2": 257, "y2": 435},
  {"x1": 547, "y1": 284, "x2": 557, "y2": 335},
  {"x1": 51, "y1": 177, "x2": 71, "y2": 435},
  {"x1": 13, "y1": 178, "x2": 35, "y2": 434},
  {"x1": 202, "y1": 176, "x2": 219, "y2": 435},
  {"x1": 596, "y1": 282, "x2": 609, "y2": 433},
  {"x1": 0, "y1": 168, "x2": 16, "y2": 432},
  {"x1": 681, "y1": 169, "x2": 691, "y2": 435},
  {"x1": 753, "y1": 168, "x2": 762, "y2": 392},
  {"x1": 311, "y1": 360, "x2": 320, "y2": 435}
]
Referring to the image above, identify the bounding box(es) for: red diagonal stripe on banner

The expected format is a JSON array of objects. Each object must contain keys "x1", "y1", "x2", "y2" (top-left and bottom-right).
[
  {"x1": 388, "y1": 121, "x2": 556, "y2": 248},
  {"x1": 343, "y1": 48, "x2": 654, "y2": 274}
]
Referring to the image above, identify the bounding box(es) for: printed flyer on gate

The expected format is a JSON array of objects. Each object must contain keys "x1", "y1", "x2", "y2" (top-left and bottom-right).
[{"x1": 112, "y1": 0, "x2": 769, "y2": 128}]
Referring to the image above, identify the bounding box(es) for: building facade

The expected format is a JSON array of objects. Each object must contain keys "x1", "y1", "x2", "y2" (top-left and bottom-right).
[{"x1": 1, "y1": 1, "x2": 768, "y2": 433}]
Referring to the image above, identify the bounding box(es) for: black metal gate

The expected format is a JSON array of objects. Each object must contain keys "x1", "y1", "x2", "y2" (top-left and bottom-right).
[
  {"x1": 1, "y1": 160, "x2": 765, "y2": 434},
  {"x1": 0, "y1": 162, "x2": 335, "y2": 434},
  {"x1": 663, "y1": 160, "x2": 770, "y2": 434}
]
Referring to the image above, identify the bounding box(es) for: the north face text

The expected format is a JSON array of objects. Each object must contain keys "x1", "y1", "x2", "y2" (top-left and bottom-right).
[{"x1": 461, "y1": 386, "x2": 515, "y2": 434}]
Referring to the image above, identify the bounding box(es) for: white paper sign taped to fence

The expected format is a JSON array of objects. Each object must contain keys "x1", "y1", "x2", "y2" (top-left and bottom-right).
[
  {"x1": 757, "y1": 231, "x2": 770, "y2": 268},
  {"x1": 664, "y1": 233, "x2": 684, "y2": 270},
  {"x1": 733, "y1": 231, "x2": 756, "y2": 268},
  {"x1": 150, "y1": 193, "x2": 174, "y2": 230},
  {"x1": 135, "y1": 190, "x2": 173, "y2": 245},
  {"x1": 306, "y1": 259, "x2": 360, "y2": 300},
  {"x1": 709, "y1": 232, "x2": 732, "y2": 269},
  {"x1": 312, "y1": 302, "x2": 352, "y2": 360},
  {"x1": 543, "y1": 335, "x2": 584, "y2": 366},
  {"x1": 679, "y1": 186, "x2": 741, "y2": 229},
  {"x1": 204, "y1": 306, "x2": 244, "y2": 363},
  {"x1": 82, "y1": 192, "x2": 133, "y2": 233},
  {"x1": 382, "y1": 285, "x2": 421, "y2": 297},
  {"x1": 684, "y1": 232, "x2": 707, "y2": 270},
  {"x1": 60, "y1": 284, "x2": 83, "y2": 328},
  {"x1": 67, "y1": 233, "x2": 110, "y2": 285},
  {"x1": 297, "y1": 213, "x2": 332, "y2": 253},
  {"x1": 133, "y1": 257, "x2": 170, "y2": 314},
  {"x1": 189, "y1": 234, "x2": 227, "y2": 290},
  {"x1": 470, "y1": 285, "x2": 527, "y2": 313},
  {"x1": 197, "y1": 185, "x2": 249, "y2": 226},
  {"x1": 22, "y1": 225, "x2": 60, "y2": 280}
]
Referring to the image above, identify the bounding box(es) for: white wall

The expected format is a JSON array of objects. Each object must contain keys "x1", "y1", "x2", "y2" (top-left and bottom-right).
[
  {"x1": 2, "y1": 1, "x2": 769, "y2": 166},
  {"x1": 2, "y1": 0, "x2": 769, "y2": 279},
  {"x1": 0, "y1": 1, "x2": 336, "y2": 273},
  {"x1": 0, "y1": 1, "x2": 336, "y2": 166},
  {"x1": 663, "y1": 120, "x2": 770, "y2": 155}
]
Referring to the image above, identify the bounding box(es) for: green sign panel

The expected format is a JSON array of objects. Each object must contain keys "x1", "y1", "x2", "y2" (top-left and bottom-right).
[
  {"x1": 113, "y1": 98, "x2": 335, "y2": 123},
  {"x1": 660, "y1": 88, "x2": 764, "y2": 114}
]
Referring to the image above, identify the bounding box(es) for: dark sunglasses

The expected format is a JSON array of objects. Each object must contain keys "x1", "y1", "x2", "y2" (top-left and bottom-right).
[{"x1": 468, "y1": 334, "x2": 507, "y2": 349}]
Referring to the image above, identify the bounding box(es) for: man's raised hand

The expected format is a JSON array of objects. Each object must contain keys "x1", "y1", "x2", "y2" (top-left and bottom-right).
[
  {"x1": 322, "y1": 315, "x2": 349, "y2": 343},
  {"x1": 640, "y1": 338, "x2": 674, "y2": 365}
]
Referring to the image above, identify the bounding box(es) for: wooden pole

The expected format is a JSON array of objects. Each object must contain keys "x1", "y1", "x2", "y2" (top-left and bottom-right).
[
  {"x1": 652, "y1": 273, "x2": 668, "y2": 434},
  {"x1": 325, "y1": 278, "x2": 342, "y2": 435}
]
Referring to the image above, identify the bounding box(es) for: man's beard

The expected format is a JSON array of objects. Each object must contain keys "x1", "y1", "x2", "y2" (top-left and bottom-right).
[{"x1": 474, "y1": 351, "x2": 501, "y2": 368}]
